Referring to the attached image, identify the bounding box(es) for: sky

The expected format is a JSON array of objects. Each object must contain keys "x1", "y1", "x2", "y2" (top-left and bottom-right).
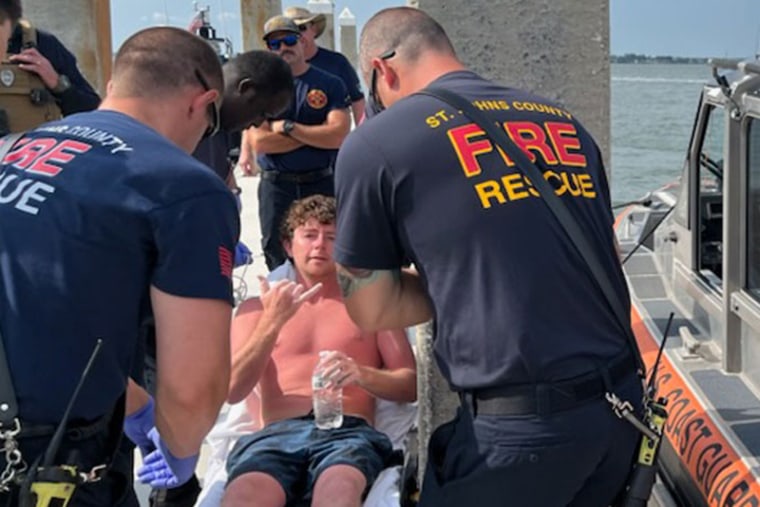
[
  {"x1": 611, "y1": 0, "x2": 760, "y2": 58},
  {"x1": 109, "y1": 0, "x2": 403, "y2": 53},
  {"x1": 109, "y1": 0, "x2": 760, "y2": 59}
]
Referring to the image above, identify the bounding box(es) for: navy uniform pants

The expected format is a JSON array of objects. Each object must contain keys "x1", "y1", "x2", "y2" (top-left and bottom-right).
[
  {"x1": 419, "y1": 373, "x2": 642, "y2": 507},
  {"x1": 258, "y1": 174, "x2": 334, "y2": 271}
]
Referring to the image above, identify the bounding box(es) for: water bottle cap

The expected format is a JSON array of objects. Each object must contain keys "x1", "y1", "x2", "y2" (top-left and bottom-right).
[{"x1": 319, "y1": 350, "x2": 337, "y2": 360}]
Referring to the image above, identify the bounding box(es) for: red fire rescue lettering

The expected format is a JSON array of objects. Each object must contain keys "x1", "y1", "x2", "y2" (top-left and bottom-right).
[
  {"x1": 3, "y1": 138, "x2": 92, "y2": 177},
  {"x1": 446, "y1": 121, "x2": 588, "y2": 177}
]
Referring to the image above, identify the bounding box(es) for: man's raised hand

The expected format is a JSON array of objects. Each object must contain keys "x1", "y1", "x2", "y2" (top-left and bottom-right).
[{"x1": 258, "y1": 277, "x2": 322, "y2": 326}]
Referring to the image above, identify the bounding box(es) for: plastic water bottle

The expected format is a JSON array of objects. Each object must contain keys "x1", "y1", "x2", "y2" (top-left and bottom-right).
[{"x1": 312, "y1": 351, "x2": 343, "y2": 429}]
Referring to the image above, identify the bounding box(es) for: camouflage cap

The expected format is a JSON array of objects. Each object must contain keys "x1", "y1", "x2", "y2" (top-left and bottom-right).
[{"x1": 262, "y1": 15, "x2": 301, "y2": 40}]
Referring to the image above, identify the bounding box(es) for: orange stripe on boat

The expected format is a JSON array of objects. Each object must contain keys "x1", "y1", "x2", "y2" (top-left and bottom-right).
[
  {"x1": 632, "y1": 306, "x2": 760, "y2": 505},
  {"x1": 614, "y1": 205, "x2": 632, "y2": 229}
]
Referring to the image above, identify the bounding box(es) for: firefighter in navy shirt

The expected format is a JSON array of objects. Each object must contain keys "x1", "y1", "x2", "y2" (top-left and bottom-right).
[
  {"x1": 334, "y1": 8, "x2": 642, "y2": 507},
  {"x1": 244, "y1": 15, "x2": 350, "y2": 270},
  {"x1": 135, "y1": 49, "x2": 294, "y2": 507},
  {"x1": 0, "y1": 27, "x2": 235, "y2": 505}
]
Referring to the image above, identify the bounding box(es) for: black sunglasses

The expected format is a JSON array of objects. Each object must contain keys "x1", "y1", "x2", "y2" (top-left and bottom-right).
[
  {"x1": 266, "y1": 34, "x2": 300, "y2": 51},
  {"x1": 194, "y1": 69, "x2": 220, "y2": 138},
  {"x1": 369, "y1": 49, "x2": 396, "y2": 116}
]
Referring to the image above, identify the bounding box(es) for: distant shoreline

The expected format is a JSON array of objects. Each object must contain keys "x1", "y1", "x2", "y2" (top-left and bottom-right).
[{"x1": 611, "y1": 55, "x2": 712, "y2": 64}]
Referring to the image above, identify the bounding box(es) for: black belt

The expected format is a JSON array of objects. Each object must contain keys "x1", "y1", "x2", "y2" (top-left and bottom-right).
[
  {"x1": 17, "y1": 413, "x2": 112, "y2": 441},
  {"x1": 461, "y1": 350, "x2": 637, "y2": 416},
  {"x1": 261, "y1": 167, "x2": 333, "y2": 184}
]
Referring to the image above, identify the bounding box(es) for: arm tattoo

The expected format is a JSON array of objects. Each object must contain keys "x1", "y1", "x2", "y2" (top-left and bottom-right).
[{"x1": 336, "y1": 266, "x2": 397, "y2": 299}]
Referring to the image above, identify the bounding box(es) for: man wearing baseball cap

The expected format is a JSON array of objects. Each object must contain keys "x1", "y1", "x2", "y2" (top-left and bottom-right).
[{"x1": 285, "y1": 6, "x2": 365, "y2": 123}]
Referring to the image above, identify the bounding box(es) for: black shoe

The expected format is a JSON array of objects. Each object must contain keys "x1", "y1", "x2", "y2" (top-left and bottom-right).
[{"x1": 148, "y1": 474, "x2": 201, "y2": 507}]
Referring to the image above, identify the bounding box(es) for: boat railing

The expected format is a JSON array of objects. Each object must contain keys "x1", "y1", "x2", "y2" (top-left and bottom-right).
[
  {"x1": 740, "y1": 60, "x2": 760, "y2": 76},
  {"x1": 707, "y1": 57, "x2": 742, "y2": 71}
]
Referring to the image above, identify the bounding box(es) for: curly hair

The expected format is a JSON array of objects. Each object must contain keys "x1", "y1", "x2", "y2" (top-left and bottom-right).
[{"x1": 280, "y1": 194, "x2": 336, "y2": 242}]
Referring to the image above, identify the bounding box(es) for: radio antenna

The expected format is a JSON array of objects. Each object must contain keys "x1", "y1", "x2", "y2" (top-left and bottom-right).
[{"x1": 647, "y1": 312, "x2": 674, "y2": 398}]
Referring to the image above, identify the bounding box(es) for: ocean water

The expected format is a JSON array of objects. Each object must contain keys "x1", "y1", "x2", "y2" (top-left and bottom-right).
[{"x1": 610, "y1": 63, "x2": 713, "y2": 205}]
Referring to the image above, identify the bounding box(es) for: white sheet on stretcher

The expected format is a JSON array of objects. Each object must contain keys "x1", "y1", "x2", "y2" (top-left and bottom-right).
[{"x1": 194, "y1": 396, "x2": 417, "y2": 507}]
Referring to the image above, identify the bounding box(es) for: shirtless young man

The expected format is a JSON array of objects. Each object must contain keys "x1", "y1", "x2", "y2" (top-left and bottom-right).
[{"x1": 222, "y1": 195, "x2": 417, "y2": 507}]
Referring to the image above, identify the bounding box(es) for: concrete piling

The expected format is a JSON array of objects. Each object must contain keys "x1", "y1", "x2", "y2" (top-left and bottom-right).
[
  {"x1": 239, "y1": 0, "x2": 282, "y2": 51},
  {"x1": 23, "y1": 0, "x2": 112, "y2": 95},
  {"x1": 338, "y1": 7, "x2": 357, "y2": 70}
]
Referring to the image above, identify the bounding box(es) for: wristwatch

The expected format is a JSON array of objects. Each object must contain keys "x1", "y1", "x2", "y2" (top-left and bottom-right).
[
  {"x1": 51, "y1": 74, "x2": 71, "y2": 95},
  {"x1": 282, "y1": 119, "x2": 295, "y2": 136}
]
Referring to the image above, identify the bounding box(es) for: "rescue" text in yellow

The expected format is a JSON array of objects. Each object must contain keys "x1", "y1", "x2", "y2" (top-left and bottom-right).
[{"x1": 474, "y1": 170, "x2": 597, "y2": 209}]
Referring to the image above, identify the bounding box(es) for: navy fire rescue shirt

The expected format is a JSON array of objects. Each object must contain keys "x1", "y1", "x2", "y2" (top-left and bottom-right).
[
  {"x1": 334, "y1": 71, "x2": 631, "y2": 390},
  {"x1": 0, "y1": 110, "x2": 239, "y2": 424},
  {"x1": 257, "y1": 66, "x2": 350, "y2": 174},
  {"x1": 309, "y1": 47, "x2": 364, "y2": 104}
]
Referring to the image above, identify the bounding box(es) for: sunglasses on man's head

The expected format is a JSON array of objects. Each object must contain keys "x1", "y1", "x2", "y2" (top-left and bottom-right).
[
  {"x1": 194, "y1": 69, "x2": 220, "y2": 138},
  {"x1": 369, "y1": 49, "x2": 396, "y2": 116},
  {"x1": 266, "y1": 34, "x2": 299, "y2": 51}
]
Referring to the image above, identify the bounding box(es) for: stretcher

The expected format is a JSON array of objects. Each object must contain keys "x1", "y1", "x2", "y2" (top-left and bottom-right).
[{"x1": 193, "y1": 395, "x2": 417, "y2": 507}]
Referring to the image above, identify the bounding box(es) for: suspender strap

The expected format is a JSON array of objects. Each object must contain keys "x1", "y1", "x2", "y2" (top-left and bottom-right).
[
  {"x1": 0, "y1": 132, "x2": 27, "y2": 427},
  {"x1": 17, "y1": 20, "x2": 38, "y2": 50},
  {"x1": 416, "y1": 87, "x2": 646, "y2": 376}
]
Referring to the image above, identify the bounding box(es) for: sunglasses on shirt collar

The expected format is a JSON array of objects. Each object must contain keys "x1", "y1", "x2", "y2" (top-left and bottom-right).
[
  {"x1": 369, "y1": 49, "x2": 397, "y2": 116},
  {"x1": 266, "y1": 34, "x2": 300, "y2": 51},
  {"x1": 194, "y1": 69, "x2": 220, "y2": 139}
]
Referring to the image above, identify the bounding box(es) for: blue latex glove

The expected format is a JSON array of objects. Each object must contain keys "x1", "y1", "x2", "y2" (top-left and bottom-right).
[
  {"x1": 123, "y1": 397, "x2": 155, "y2": 457},
  {"x1": 137, "y1": 427, "x2": 199, "y2": 488},
  {"x1": 234, "y1": 241, "x2": 252, "y2": 267}
]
